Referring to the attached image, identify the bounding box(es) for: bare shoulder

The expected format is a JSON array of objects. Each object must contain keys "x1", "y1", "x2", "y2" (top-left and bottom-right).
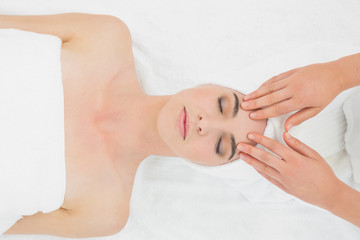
[
  {"x1": 3, "y1": 207, "x2": 126, "y2": 238},
  {"x1": 63, "y1": 14, "x2": 132, "y2": 60},
  {"x1": 61, "y1": 15, "x2": 134, "y2": 82}
]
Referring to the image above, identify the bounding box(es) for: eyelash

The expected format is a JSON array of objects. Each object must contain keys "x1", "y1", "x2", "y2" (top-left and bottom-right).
[
  {"x1": 218, "y1": 97, "x2": 223, "y2": 114},
  {"x1": 216, "y1": 137, "x2": 222, "y2": 155}
]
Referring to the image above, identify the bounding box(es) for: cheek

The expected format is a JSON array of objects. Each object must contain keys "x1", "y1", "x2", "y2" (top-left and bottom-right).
[{"x1": 180, "y1": 138, "x2": 220, "y2": 166}]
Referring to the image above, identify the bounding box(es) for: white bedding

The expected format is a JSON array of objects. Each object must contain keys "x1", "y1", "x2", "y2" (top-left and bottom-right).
[{"x1": 1, "y1": 0, "x2": 360, "y2": 240}]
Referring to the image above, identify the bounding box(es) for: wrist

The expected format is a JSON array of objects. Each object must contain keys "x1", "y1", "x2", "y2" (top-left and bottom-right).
[
  {"x1": 334, "y1": 53, "x2": 360, "y2": 91},
  {"x1": 325, "y1": 180, "x2": 360, "y2": 228},
  {"x1": 326, "y1": 179, "x2": 357, "y2": 214}
]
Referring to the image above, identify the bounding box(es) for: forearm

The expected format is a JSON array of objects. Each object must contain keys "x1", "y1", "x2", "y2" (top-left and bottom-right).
[
  {"x1": 327, "y1": 180, "x2": 360, "y2": 228},
  {"x1": 336, "y1": 53, "x2": 360, "y2": 91}
]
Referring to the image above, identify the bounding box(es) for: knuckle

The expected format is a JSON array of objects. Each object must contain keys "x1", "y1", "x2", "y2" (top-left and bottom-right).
[
  {"x1": 251, "y1": 91, "x2": 260, "y2": 98},
  {"x1": 258, "y1": 150, "x2": 268, "y2": 160},
  {"x1": 265, "y1": 140, "x2": 275, "y2": 150},
  {"x1": 268, "y1": 84, "x2": 277, "y2": 93},
  {"x1": 283, "y1": 166, "x2": 293, "y2": 176},
  {"x1": 273, "y1": 102, "x2": 282, "y2": 113},
  {"x1": 265, "y1": 105, "x2": 280, "y2": 118},
  {"x1": 282, "y1": 101, "x2": 293, "y2": 112},
  {"x1": 246, "y1": 145, "x2": 255, "y2": 154},
  {"x1": 277, "y1": 163, "x2": 285, "y2": 173},
  {"x1": 272, "y1": 75, "x2": 280, "y2": 81},
  {"x1": 248, "y1": 99, "x2": 257, "y2": 108},
  {"x1": 266, "y1": 93, "x2": 276, "y2": 104},
  {"x1": 292, "y1": 157, "x2": 301, "y2": 168},
  {"x1": 255, "y1": 110, "x2": 264, "y2": 118}
]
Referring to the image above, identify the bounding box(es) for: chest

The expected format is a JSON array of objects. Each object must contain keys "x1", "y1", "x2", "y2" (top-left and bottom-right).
[{"x1": 59, "y1": 46, "x2": 132, "y2": 211}]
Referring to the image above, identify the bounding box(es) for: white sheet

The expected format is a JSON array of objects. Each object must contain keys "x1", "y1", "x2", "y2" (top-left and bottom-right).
[{"x1": 1, "y1": 0, "x2": 360, "y2": 240}]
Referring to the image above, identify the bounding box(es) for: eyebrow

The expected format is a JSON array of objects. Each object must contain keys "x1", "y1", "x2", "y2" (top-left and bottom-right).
[
  {"x1": 232, "y1": 93, "x2": 239, "y2": 118},
  {"x1": 228, "y1": 94, "x2": 238, "y2": 160}
]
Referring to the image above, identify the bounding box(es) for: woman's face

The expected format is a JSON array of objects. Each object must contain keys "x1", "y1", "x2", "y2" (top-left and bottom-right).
[{"x1": 157, "y1": 84, "x2": 267, "y2": 166}]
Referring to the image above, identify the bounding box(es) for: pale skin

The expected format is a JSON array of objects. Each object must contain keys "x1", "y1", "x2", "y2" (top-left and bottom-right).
[
  {"x1": 238, "y1": 53, "x2": 360, "y2": 227},
  {"x1": 0, "y1": 13, "x2": 266, "y2": 237}
]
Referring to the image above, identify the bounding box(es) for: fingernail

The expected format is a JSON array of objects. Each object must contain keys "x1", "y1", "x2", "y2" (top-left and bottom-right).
[
  {"x1": 250, "y1": 112, "x2": 257, "y2": 119},
  {"x1": 248, "y1": 134, "x2": 255, "y2": 140},
  {"x1": 237, "y1": 144, "x2": 244, "y2": 151},
  {"x1": 241, "y1": 102, "x2": 248, "y2": 109},
  {"x1": 285, "y1": 132, "x2": 292, "y2": 139},
  {"x1": 287, "y1": 123, "x2": 293, "y2": 131}
]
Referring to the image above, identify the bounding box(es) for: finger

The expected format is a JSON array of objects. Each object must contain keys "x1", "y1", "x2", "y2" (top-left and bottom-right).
[
  {"x1": 243, "y1": 80, "x2": 286, "y2": 101},
  {"x1": 239, "y1": 152, "x2": 282, "y2": 183},
  {"x1": 249, "y1": 99, "x2": 298, "y2": 120},
  {"x1": 241, "y1": 88, "x2": 290, "y2": 110},
  {"x1": 256, "y1": 168, "x2": 287, "y2": 192},
  {"x1": 284, "y1": 107, "x2": 321, "y2": 131},
  {"x1": 246, "y1": 132, "x2": 293, "y2": 161},
  {"x1": 259, "y1": 68, "x2": 297, "y2": 88},
  {"x1": 283, "y1": 132, "x2": 322, "y2": 159},
  {"x1": 237, "y1": 142, "x2": 285, "y2": 172}
]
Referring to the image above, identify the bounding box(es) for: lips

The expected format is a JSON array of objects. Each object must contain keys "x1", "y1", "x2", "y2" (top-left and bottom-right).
[{"x1": 177, "y1": 107, "x2": 190, "y2": 140}]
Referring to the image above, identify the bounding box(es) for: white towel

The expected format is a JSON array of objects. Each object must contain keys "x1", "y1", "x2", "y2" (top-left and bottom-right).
[
  {"x1": 343, "y1": 88, "x2": 360, "y2": 187},
  {"x1": 0, "y1": 29, "x2": 65, "y2": 234}
]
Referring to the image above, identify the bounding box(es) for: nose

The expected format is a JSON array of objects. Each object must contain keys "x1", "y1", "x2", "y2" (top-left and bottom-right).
[
  {"x1": 197, "y1": 114, "x2": 206, "y2": 135},
  {"x1": 197, "y1": 114, "x2": 225, "y2": 135}
]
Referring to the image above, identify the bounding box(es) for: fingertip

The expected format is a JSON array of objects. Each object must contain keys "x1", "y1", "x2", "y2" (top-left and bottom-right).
[
  {"x1": 241, "y1": 102, "x2": 248, "y2": 109},
  {"x1": 247, "y1": 133, "x2": 256, "y2": 140},
  {"x1": 249, "y1": 112, "x2": 257, "y2": 119},
  {"x1": 283, "y1": 132, "x2": 298, "y2": 146},
  {"x1": 285, "y1": 123, "x2": 293, "y2": 131},
  {"x1": 237, "y1": 143, "x2": 244, "y2": 151},
  {"x1": 284, "y1": 132, "x2": 292, "y2": 139}
]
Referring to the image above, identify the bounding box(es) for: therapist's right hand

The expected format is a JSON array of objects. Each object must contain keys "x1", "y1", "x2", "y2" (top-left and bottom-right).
[{"x1": 241, "y1": 61, "x2": 344, "y2": 131}]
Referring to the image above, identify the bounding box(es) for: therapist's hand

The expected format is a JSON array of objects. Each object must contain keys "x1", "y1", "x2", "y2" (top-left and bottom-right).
[
  {"x1": 241, "y1": 61, "x2": 344, "y2": 131},
  {"x1": 236, "y1": 132, "x2": 342, "y2": 210}
]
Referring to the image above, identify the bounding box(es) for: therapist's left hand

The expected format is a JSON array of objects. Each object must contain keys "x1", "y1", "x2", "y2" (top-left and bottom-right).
[{"x1": 237, "y1": 132, "x2": 342, "y2": 210}]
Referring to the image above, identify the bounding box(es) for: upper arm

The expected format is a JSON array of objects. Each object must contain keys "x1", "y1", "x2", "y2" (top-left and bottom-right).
[
  {"x1": 0, "y1": 12, "x2": 130, "y2": 46},
  {"x1": 3, "y1": 208, "x2": 120, "y2": 238},
  {"x1": 0, "y1": 12, "x2": 133, "y2": 73}
]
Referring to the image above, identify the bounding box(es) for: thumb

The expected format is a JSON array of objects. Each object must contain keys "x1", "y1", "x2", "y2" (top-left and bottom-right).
[
  {"x1": 283, "y1": 132, "x2": 322, "y2": 159},
  {"x1": 285, "y1": 108, "x2": 320, "y2": 131}
]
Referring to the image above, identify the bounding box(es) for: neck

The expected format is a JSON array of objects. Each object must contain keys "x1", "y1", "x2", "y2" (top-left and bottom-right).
[
  {"x1": 132, "y1": 94, "x2": 176, "y2": 157},
  {"x1": 95, "y1": 93, "x2": 176, "y2": 169}
]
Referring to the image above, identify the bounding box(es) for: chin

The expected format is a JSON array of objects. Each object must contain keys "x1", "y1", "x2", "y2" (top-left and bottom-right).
[{"x1": 156, "y1": 109, "x2": 181, "y2": 154}]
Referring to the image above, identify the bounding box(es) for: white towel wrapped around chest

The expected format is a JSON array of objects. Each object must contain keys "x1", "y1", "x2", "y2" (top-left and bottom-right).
[{"x1": 0, "y1": 29, "x2": 65, "y2": 234}]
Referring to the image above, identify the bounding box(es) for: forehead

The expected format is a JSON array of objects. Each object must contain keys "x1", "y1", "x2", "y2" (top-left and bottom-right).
[{"x1": 197, "y1": 84, "x2": 244, "y2": 95}]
